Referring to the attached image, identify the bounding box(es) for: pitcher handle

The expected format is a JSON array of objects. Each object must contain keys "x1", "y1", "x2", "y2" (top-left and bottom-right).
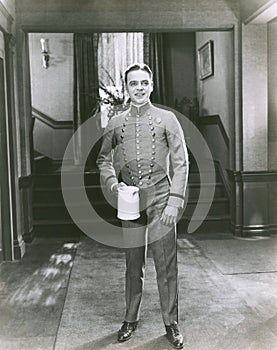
[{"x1": 132, "y1": 189, "x2": 139, "y2": 196}]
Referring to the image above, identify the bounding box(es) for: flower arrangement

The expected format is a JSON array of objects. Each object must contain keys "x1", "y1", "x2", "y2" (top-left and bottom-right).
[{"x1": 98, "y1": 68, "x2": 129, "y2": 119}]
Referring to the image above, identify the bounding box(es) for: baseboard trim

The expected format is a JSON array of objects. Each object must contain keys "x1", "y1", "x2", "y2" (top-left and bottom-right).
[
  {"x1": 229, "y1": 170, "x2": 277, "y2": 183},
  {"x1": 231, "y1": 222, "x2": 271, "y2": 237},
  {"x1": 269, "y1": 224, "x2": 277, "y2": 235}
]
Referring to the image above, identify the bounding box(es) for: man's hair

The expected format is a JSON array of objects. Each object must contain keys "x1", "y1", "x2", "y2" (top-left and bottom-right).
[{"x1": 124, "y1": 63, "x2": 153, "y2": 85}]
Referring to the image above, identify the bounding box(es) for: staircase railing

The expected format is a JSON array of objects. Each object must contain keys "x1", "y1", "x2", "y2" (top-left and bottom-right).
[{"x1": 32, "y1": 107, "x2": 73, "y2": 130}]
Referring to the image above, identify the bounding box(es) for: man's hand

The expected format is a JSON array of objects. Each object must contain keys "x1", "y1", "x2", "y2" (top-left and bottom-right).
[
  {"x1": 161, "y1": 205, "x2": 179, "y2": 226},
  {"x1": 111, "y1": 182, "x2": 127, "y2": 195}
]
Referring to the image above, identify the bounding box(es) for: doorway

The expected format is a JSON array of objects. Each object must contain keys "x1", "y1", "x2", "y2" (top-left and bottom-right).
[{"x1": 28, "y1": 31, "x2": 199, "y2": 169}]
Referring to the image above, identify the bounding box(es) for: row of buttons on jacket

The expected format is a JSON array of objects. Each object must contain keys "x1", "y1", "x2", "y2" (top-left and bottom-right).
[{"x1": 120, "y1": 111, "x2": 156, "y2": 186}]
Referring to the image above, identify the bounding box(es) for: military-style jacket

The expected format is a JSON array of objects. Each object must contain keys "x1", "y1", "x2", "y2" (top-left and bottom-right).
[{"x1": 96, "y1": 102, "x2": 189, "y2": 208}]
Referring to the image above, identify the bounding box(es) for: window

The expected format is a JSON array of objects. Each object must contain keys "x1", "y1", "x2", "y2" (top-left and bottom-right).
[
  {"x1": 97, "y1": 33, "x2": 144, "y2": 127},
  {"x1": 98, "y1": 32, "x2": 144, "y2": 88}
]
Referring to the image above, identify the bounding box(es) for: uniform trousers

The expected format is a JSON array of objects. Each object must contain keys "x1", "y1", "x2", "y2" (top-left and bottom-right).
[{"x1": 121, "y1": 177, "x2": 179, "y2": 326}]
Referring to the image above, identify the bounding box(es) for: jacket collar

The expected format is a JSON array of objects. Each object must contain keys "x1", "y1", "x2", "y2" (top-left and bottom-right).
[{"x1": 130, "y1": 101, "x2": 152, "y2": 115}]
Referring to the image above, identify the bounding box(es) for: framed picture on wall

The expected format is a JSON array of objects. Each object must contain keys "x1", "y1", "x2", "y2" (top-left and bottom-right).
[{"x1": 198, "y1": 40, "x2": 214, "y2": 80}]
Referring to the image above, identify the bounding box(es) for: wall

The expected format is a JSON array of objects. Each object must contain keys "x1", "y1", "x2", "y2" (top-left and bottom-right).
[
  {"x1": 268, "y1": 19, "x2": 277, "y2": 230},
  {"x1": 196, "y1": 31, "x2": 234, "y2": 135},
  {"x1": 29, "y1": 33, "x2": 74, "y2": 160},
  {"x1": 242, "y1": 24, "x2": 268, "y2": 171},
  {"x1": 0, "y1": 31, "x2": 4, "y2": 261},
  {"x1": 33, "y1": 120, "x2": 73, "y2": 160},
  {"x1": 195, "y1": 30, "x2": 234, "y2": 172},
  {"x1": 232, "y1": 19, "x2": 277, "y2": 236},
  {"x1": 268, "y1": 20, "x2": 277, "y2": 170},
  {"x1": 240, "y1": 0, "x2": 275, "y2": 22},
  {"x1": 1, "y1": 0, "x2": 14, "y2": 18},
  {"x1": 29, "y1": 33, "x2": 74, "y2": 121},
  {"x1": 163, "y1": 33, "x2": 196, "y2": 109},
  {"x1": 0, "y1": 0, "x2": 14, "y2": 33},
  {"x1": 15, "y1": 0, "x2": 239, "y2": 31}
]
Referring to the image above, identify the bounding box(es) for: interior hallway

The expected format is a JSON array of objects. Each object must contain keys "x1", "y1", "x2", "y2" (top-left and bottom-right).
[{"x1": 0, "y1": 232, "x2": 276, "y2": 350}]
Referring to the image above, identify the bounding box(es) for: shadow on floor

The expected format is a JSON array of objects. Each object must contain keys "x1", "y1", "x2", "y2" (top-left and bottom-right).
[{"x1": 72, "y1": 334, "x2": 173, "y2": 350}]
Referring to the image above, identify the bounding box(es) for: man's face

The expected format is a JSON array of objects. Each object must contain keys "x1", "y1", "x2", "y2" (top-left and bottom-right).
[{"x1": 126, "y1": 69, "x2": 153, "y2": 105}]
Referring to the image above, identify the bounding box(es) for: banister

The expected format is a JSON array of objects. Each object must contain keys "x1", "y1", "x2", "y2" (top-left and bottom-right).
[{"x1": 32, "y1": 107, "x2": 73, "y2": 130}]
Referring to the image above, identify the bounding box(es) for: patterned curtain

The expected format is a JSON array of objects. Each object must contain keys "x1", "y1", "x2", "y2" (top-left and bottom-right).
[{"x1": 98, "y1": 33, "x2": 144, "y2": 89}]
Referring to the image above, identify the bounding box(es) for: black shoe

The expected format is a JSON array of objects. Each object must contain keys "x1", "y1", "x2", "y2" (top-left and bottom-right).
[
  {"x1": 117, "y1": 321, "x2": 138, "y2": 342},
  {"x1": 165, "y1": 322, "x2": 184, "y2": 349}
]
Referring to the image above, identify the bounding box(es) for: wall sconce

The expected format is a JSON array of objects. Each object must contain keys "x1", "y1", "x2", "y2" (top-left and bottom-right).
[{"x1": 40, "y1": 38, "x2": 50, "y2": 69}]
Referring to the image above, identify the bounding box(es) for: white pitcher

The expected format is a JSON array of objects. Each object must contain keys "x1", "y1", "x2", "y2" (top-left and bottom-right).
[{"x1": 117, "y1": 186, "x2": 140, "y2": 220}]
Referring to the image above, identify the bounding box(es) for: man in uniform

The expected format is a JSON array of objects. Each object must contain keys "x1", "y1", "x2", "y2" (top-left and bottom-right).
[{"x1": 96, "y1": 63, "x2": 188, "y2": 349}]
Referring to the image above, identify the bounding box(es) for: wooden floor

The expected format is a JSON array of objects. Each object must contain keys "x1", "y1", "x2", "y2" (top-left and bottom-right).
[{"x1": 0, "y1": 232, "x2": 276, "y2": 350}]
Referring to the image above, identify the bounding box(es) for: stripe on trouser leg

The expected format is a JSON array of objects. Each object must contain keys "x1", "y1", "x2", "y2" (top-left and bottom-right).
[
  {"x1": 150, "y1": 229, "x2": 178, "y2": 325},
  {"x1": 124, "y1": 246, "x2": 146, "y2": 322}
]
